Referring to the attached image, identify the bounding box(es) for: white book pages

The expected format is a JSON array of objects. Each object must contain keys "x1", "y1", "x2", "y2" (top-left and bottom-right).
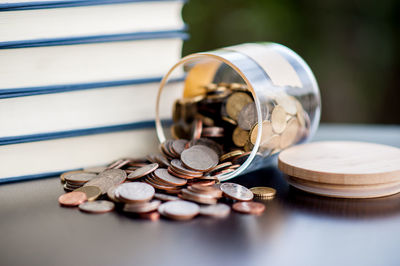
[
  {"x1": 0, "y1": 81, "x2": 183, "y2": 137},
  {"x1": 0, "y1": 38, "x2": 183, "y2": 89},
  {"x1": 0, "y1": 1, "x2": 185, "y2": 43},
  {"x1": 0, "y1": 128, "x2": 160, "y2": 179}
]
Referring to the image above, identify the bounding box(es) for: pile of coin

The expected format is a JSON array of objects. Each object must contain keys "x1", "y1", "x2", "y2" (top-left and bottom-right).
[
  {"x1": 171, "y1": 82, "x2": 310, "y2": 157},
  {"x1": 58, "y1": 155, "x2": 276, "y2": 220},
  {"x1": 56, "y1": 81, "x2": 299, "y2": 220}
]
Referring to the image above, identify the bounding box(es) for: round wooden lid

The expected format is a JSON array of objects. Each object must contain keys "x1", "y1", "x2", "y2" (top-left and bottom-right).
[{"x1": 278, "y1": 141, "x2": 400, "y2": 186}]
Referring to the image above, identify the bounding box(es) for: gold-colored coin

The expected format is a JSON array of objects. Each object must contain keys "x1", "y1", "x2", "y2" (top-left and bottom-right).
[
  {"x1": 262, "y1": 134, "x2": 281, "y2": 150},
  {"x1": 250, "y1": 187, "x2": 276, "y2": 199},
  {"x1": 250, "y1": 121, "x2": 273, "y2": 146},
  {"x1": 280, "y1": 117, "x2": 300, "y2": 149},
  {"x1": 226, "y1": 92, "x2": 253, "y2": 121},
  {"x1": 232, "y1": 127, "x2": 249, "y2": 147},
  {"x1": 220, "y1": 150, "x2": 244, "y2": 162},
  {"x1": 295, "y1": 100, "x2": 305, "y2": 128},
  {"x1": 74, "y1": 185, "x2": 102, "y2": 201},
  {"x1": 271, "y1": 105, "x2": 287, "y2": 133},
  {"x1": 274, "y1": 94, "x2": 297, "y2": 115},
  {"x1": 229, "y1": 83, "x2": 248, "y2": 91}
]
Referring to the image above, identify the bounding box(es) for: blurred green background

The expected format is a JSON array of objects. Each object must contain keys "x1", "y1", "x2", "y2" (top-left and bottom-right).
[{"x1": 182, "y1": 0, "x2": 400, "y2": 124}]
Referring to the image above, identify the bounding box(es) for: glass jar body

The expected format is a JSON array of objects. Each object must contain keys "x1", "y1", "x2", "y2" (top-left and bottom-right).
[{"x1": 155, "y1": 43, "x2": 321, "y2": 181}]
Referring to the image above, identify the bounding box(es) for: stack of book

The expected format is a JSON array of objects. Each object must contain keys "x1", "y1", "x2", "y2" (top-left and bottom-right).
[{"x1": 0, "y1": 0, "x2": 187, "y2": 183}]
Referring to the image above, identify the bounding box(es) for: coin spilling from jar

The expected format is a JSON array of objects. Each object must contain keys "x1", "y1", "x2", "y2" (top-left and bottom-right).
[{"x1": 56, "y1": 82, "x2": 308, "y2": 220}]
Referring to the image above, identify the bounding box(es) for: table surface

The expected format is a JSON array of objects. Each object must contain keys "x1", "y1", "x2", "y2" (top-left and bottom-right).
[{"x1": 1, "y1": 124, "x2": 400, "y2": 266}]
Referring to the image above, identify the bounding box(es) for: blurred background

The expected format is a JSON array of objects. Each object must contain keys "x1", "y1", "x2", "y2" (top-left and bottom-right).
[{"x1": 182, "y1": 0, "x2": 400, "y2": 124}]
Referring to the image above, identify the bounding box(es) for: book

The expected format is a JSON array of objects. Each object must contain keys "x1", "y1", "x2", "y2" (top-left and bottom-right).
[
  {"x1": 0, "y1": 124, "x2": 164, "y2": 183},
  {"x1": 0, "y1": 0, "x2": 185, "y2": 48},
  {"x1": 0, "y1": 34, "x2": 186, "y2": 90},
  {"x1": 0, "y1": 80, "x2": 183, "y2": 143}
]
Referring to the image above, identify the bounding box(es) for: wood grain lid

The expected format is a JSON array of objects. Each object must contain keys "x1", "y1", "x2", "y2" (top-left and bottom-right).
[{"x1": 278, "y1": 141, "x2": 400, "y2": 186}]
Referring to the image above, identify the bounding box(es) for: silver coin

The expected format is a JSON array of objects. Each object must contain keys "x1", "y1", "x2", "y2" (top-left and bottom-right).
[
  {"x1": 237, "y1": 102, "x2": 268, "y2": 131},
  {"x1": 154, "y1": 168, "x2": 187, "y2": 186},
  {"x1": 154, "y1": 193, "x2": 180, "y2": 202},
  {"x1": 123, "y1": 200, "x2": 161, "y2": 213},
  {"x1": 171, "y1": 139, "x2": 188, "y2": 156},
  {"x1": 220, "y1": 182, "x2": 254, "y2": 201},
  {"x1": 64, "y1": 172, "x2": 97, "y2": 183},
  {"x1": 199, "y1": 203, "x2": 231, "y2": 218},
  {"x1": 99, "y1": 169, "x2": 127, "y2": 184},
  {"x1": 127, "y1": 163, "x2": 159, "y2": 180},
  {"x1": 181, "y1": 145, "x2": 219, "y2": 172},
  {"x1": 78, "y1": 200, "x2": 115, "y2": 213},
  {"x1": 160, "y1": 200, "x2": 200, "y2": 220},
  {"x1": 115, "y1": 182, "x2": 155, "y2": 203}
]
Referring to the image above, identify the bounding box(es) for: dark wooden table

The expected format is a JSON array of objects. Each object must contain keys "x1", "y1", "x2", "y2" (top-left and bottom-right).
[{"x1": 1, "y1": 124, "x2": 399, "y2": 266}]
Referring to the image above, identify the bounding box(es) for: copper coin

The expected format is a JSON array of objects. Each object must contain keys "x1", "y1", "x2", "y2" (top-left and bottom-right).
[
  {"x1": 212, "y1": 168, "x2": 236, "y2": 176},
  {"x1": 181, "y1": 189, "x2": 217, "y2": 205},
  {"x1": 127, "y1": 163, "x2": 159, "y2": 180},
  {"x1": 138, "y1": 211, "x2": 160, "y2": 221},
  {"x1": 188, "y1": 179, "x2": 216, "y2": 186},
  {"x1": 232, "y1": 201, "x2": 265, "y2": 215},
  {"x1": 232, "y1": 151, "x2": 251, "y2": 165},
  {"x1": 199, "y1": 203, "x2": 231, "y2": 218},
  {"x1": 220, "y1": 150, "x2": 244, "y2": 162},
  {"x1": 207, "y1": 162, "x2": 232, "y2": 174},
  {"x1": 115, "y1": 182, "x2": 155, "y2": 203},
  {"x1": 171, "y1": 139, "x2": 188, "y2": 156},
  {"x1": 220, "y1": 182, "x2": 254, "y2": 201},
  {"x1": 154, "y1": 193, "x2": 180, "y2": 202},
  {"x1": 191, "y1": 119, "x2": 203, "y2": 140},
  {"x1": 79, "y1": 200, "x2": 115, "y2": 214},
  {"x1": 58, "y1": 191, "x2": 87, "y2": 207},
  {"x1": 181, "y1": 145, "x2": 219, "y2": 172},
  {"x1": 154, "y1": 168, "x2": 187, "y2": 186},
  {"x1": 159, "y1": 200, "x2": 200, "y2": 221},
  {"x1": 123, "y1": 200, "x2": 161, "y2": 213},
  {"x1": 144, "y1": 177, "x2": 179, "y2": 191},
  {"x1": 189, "y1": 184, "x2": 223, "y2": 198},
  {"x1": 167, "y1": 167, "x2": 198, "y2": 180},
  {"x1": 170, "y1": 159, "x2": 203, "y2": 176}
]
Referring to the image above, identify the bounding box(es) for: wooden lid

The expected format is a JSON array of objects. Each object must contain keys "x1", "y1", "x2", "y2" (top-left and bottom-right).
[{"x1": 278, "y1": 141, "x2": 400, "y2": 186}]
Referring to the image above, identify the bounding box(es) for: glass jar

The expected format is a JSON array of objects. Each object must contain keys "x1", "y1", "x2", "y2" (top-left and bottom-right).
[{"x1": 155, "y1": 42, "x2": 321, "y2": 181}]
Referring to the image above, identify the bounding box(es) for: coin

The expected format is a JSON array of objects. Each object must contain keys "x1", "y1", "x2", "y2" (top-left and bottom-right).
[
  {"x1": 138, "y1": 211, "x2": 160, "y2": 221},
  {"x1": 160, "y1": 200, "x2": 200, "y2": 221},
  {"x1": 64, "y1": 172, "x2": 97, "y2": 184},
  {"x1": 199, "y1": 203, "x2": 231, "y2": 218},
  {"x1": 60, "y1": 170, "x2": 84, "y2": 182},
  {"x1": 222, "y1": 116, "x2": 237, "y2": 125},
  {"x1": 181, "y1": 145, "x2": 219, "y2": 172},
  {"x1": 232, "y1": 151, "x2": 251, "y2": 165},
  {"x1": 181, "y1": 188, "x2": 217, "y2": 205},
  {"x1": 191, "y1": 119, "x2": 203, "y2": 139},
  {"x1": 154, "y1": 193, "x2": 180, "y2": 202},
  {"x1": 250, "y1": 187, "x2": 276, "y2": 199},
  {"x1": 220, "y1": 182, "x2": 254, "y2": 201},
  {"x1": 271, "y1": 105, "x2": 287, "y2": 133},
  {"x1": 58, "y1": 191, "x2": 87, "y2": 207},
  {"x1": 232, "y1": 127, "x2": 249, "y2": 147},
  {"x1": 123, "y1": 200, "x2": 161, "y2": 213},
  {"x1": 280, "y1": 117, "x2": 300, "y2": 149},
  {"x1": 202, "y1": 127, "x2": 224, "y2": 138},
  {"x1": 115, "y1": 182, "x2": 155, "y2": 203},
  {"x1": 170, "y1": 159, "x2": 203, "y2": 177},
  {"x1": 207, "y1": 162, "x2": 232, "y2": 174},
  {"x1": 226, "y1": 92, "x2": 253, "y2": 121},
  {"x1": 189, "y1": 184, "x2": 223, "y2": 198},
  {"x1": 85, "y1": 169, "x2": 126, "y2": 194},
  {"x1": 106, "y1": 185, "x2": 120, "y2": 203},
  {"x1": 84, "y1": 166, "x2": 107, "y2": 173},
  {"x1": 127, "y1": 163, "x2": 159, "y2": 180},
  {"x1": 154, "y1": 168, "x2": 187, "y2": 186},
  {"x1": 274, "y1": 94, "x2": 297, "y2": 115},
  {"x1": 237, "y1": 102, "x2": 268, "y2": 130},
  {"x1": 219, "y1": 150, "x2": 243, "y2": 162},
  {"x1": 171, "y1": 139, "x2": 188, "y2": 156},
  {"x1": 250, "y1": 121, "x2": 274, "y2": 148},
  {"x1": 232, "y1": 201, "x2": 265, "y2": 215},
  {"x1": 74, "y1": 185, "x2": 101, "y2": 201},
  {"x1": 187, "y1": 138, "x2": 223, "y2": 157},
  {"x1": 79, "y1": 200, "x2": 115, "y2": 214}
]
